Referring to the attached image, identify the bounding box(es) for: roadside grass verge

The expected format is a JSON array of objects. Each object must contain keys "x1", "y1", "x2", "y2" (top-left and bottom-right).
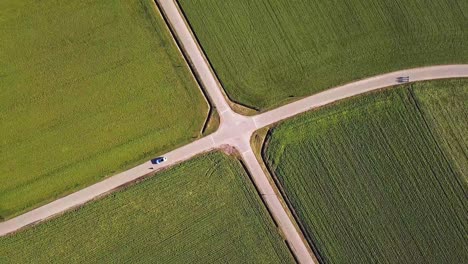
[
  {"x1": 178, "y1": 0, "x2": 468, "y2": 110},
  {"x1": 201, "y1": 107, "x2": 220, "y2": 136},
  {"x1": 0, "y1": 152, "x2": 294, "y2": 263},
  {"x1": 0, "y1": 0, "x2": 208, "y2": 219},
  {"x1": 411, "y1": 79, "x2": 468, "y2": 183},
  {"x1": 264, "y1": 81, "x2": 468, "y2": 263}
]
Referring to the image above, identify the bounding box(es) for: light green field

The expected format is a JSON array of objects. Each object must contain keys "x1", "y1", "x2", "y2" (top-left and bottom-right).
[
  {"x1": 0, "y1": 0, "x2": 208, "y2": 219},
  {"x1": 179, "y1": 0, "x2": 468, "y2": 110},
  {"x1": 412, "y1": 80, "x2": 468, "y2": 182},
  {"x1": 264, "y1": 81, "x2": 468, "y2": 263},
  {"x1": 0, "y1": 152, "x2": 294, "y2": 263}
]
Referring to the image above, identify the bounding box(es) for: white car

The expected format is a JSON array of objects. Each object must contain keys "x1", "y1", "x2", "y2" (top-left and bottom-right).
[{"x1": 151, "y1": 157, "x2": 167, "y2": 164}]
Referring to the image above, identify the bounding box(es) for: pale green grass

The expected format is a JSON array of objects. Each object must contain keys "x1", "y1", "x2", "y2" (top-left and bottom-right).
[
  {"x1": 0, "y1": 0, "x2": 208, "y2": 219},
  {"x1": 0, "y1": 152, "x2": 294, "y2": 263},
  {"x1": 412, "y1": 79, "x2": 468, "y2": 182}
]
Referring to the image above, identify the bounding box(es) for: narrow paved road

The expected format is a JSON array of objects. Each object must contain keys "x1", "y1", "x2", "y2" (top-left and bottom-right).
[
  {"x1": 1, "y1": 0, "x2": 467, "y2": 263},
  {"x1": 155, "y1": 1, "x2": 316, "y2": 262},
  {"x1": 155, "y1": 0, "x2": 230, "y2": 114},
  {"x1": 255, "y1": 65, "x2": 468, "y2": 128}
]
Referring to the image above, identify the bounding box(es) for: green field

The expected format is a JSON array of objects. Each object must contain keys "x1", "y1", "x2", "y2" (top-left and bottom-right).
[
  {"x1": 179, "y1": 0, "x2": 468, "y2": 110},
  {"x1": 0, "y1": 0, "x2": 208, "y2": 219},
  {"x1": 0, "y1": 152, "x2": 293, "y2": 263},
  {"x1": 264, "y1": 80, "x2": 468, "y2": 263},
  {"x1": 412, "y1": 80, "x2": 468, "y2": 182}
]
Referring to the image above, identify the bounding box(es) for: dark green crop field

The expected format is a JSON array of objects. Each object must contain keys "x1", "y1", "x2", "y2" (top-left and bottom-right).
[
  {"x1": 0, "y1": 0, "x2": 208, "y2": 219},
  {"x1": 179, "y1": 0, "x2": 468, "y2": 110},
  {"x1": 0, "y1": 152, "x2": 293, "y2": 263},
  {"x1": 264, "y1": 81, "x2": 468, "y2": 263}
]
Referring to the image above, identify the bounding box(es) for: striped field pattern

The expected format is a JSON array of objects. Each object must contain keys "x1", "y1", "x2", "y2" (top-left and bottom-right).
[
  {"x1": 179, "y1": 0, "x2": 468, "y2": 110},
  {"x1": 0, "y1": 152, "x2": 294, "y2": 263},
  {"x1": 265, "y1": 80, "x2": 468, "y2": 263}
]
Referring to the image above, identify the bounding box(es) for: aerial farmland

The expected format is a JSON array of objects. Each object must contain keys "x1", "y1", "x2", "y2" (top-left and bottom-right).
[
  {"x1": 179, "y1": 0, "x2": 468, "y2": 110},
  {"x1": 1, "y1": 0, "x2": 467, "y2": 263},
  {"x1": 0, "y1": 0, "x2": 208, "y2": 219},
  {"x1": 0, "y1": 152, "x2": 294, "y2": 263},
  {"x1": 264, "y1": 79, "x2": 468, "y2": 263}
]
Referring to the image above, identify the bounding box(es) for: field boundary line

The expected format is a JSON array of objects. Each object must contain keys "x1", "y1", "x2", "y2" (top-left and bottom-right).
[
  {"x1": 152, "y1": 0, "x2": 213, "y2": 135},
  {"x1": 261, "y1": 130, "x2": 325, "y2": 263},
  {"x1": 407, "y1": 84, "x2": 467, "y2": 197},
  {"x1": 172, "y1": 0, "x2": 260, "y2": 114},
  {"x1": 155, "y1": 0, "x2": 228, "y2": 112}
]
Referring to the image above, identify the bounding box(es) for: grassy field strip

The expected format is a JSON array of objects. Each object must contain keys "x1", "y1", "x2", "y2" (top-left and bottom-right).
[
  {"x1": 411, "y1": 80, "x2": 468, "y2": 183},
  {"x1": 0, "y1": 152, "x2": 294, "y2": 263},
  {"x1": 178, "y1": 0, "x2": 468, "y2": 110},
  {"x1": 264, "y1": 80, "x2": 468, "y2": 263},
  {"x1": 0, "y1": 0, "x2": 209, "y2": 220}
]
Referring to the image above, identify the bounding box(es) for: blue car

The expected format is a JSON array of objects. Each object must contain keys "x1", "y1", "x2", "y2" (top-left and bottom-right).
[{"x1": 151, "y1": 157, "x2": 167, "y2": 164}]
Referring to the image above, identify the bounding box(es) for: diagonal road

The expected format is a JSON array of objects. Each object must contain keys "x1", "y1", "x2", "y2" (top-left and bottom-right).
[
  {"x1": 254, "y1": 65, "x2": 468, "y2": 128},
  {"x1": 1, "y1": 0, "x2": 467, "y2": 263}
]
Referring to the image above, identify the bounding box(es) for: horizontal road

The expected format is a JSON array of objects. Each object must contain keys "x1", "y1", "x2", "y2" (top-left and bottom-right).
[{"x1": 2, "y1": 0, "x2": 468, "y2": 263}]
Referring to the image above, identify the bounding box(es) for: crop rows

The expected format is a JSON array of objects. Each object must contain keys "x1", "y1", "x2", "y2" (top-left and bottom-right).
[
  {"x1": 265, "y1": 80, "x2": 468, "y2": 263},
  {"x1": 411, "y1": 79, "x2": 468, "y2": 183},
  {"x1": 0, "y1": 152, "x2": 293, "y2": 263},
  {"x1": 179, "y1": 0, "x2": 468, "y2": 110}
]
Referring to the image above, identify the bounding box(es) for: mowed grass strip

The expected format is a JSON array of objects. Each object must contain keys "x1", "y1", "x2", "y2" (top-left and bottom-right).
[
  {"x1": 0, "y1": 152, "x2": 294, "y2": 263},
  {"x1": 264, "y1": 83, "x2": 468, "y2": 263},
  {"x1": 0, "y1": 0, "x2": 208, "y2": 219},
  {"x1": 412, "y1": 79, "x2": 468, "y2": 182},
  {"x1": 178, "y1": 0, "x2": 468, "y2": 110}
]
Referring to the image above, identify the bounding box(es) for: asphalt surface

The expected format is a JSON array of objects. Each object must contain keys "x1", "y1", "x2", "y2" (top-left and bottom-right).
[
  {"x1": 1, "y1": 0, "x2": 468, "y2": 263},
  {"x1": 255, "y1": 65, "x2": 468, "y2": 128}
]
